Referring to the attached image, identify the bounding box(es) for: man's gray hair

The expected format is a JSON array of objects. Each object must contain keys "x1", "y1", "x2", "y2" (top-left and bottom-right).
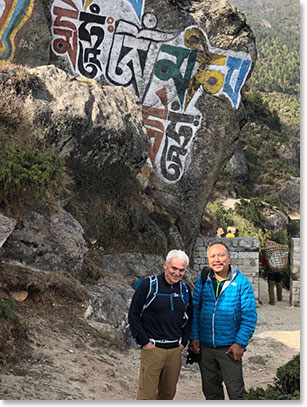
[{"x1": 166, "y1": 249, "x2": 189, "y2": 267}]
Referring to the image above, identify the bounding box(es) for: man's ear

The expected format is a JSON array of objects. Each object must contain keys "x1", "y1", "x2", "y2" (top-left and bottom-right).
[{"x1": 163, "y1": 261, "x2": 167, "y2": 271}]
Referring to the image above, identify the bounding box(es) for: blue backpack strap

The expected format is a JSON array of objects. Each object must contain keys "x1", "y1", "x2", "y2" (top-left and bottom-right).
[
  {"x1": 140, "y1": 277, "x2": 189, "y2": 314},
  {"x1": 179, "y1": 280, "x2": 190, "y2": 327},
  {"x1": 179, "y1": 280, "x2": 190, "y2": 308},
  {"x1": 135, "y1": 276, "x2": 147, "y2": 291},
  {"x1": 143, "y1": 275, "x2": 158, "y2": 311}
]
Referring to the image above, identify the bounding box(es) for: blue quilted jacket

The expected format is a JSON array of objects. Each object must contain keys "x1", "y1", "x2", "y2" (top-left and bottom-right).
[{"x1": 190, "y1": 266, "x2": 257, "y2": 347}]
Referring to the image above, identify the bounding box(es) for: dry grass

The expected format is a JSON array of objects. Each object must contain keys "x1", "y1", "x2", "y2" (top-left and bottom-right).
[
  {"x1": 0, "y1": 63, "x2": 68, "y2": 218},
  {"x1": 0, "y1": 62, "x2": 36, "y2": 147}
]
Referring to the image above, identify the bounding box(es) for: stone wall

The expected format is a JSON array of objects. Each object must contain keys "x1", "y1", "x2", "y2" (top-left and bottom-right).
[
  {"x1": 193, "y1": 237, "x2": 260, "y2": 300},
  {"x1": 290, "y1": 238, "x2": 300, "y2": 306}
]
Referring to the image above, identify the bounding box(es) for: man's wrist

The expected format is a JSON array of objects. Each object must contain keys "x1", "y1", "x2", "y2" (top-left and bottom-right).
[{"x1": 235, "y1": 343, "x2": 246, "y2": 351}]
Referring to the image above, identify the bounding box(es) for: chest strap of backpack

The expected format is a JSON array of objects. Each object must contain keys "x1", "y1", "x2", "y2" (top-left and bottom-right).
[
  {"x1": 142, "y1": 276, "x2": 189, "y2": 318},
  {"x1": 149, "y1": 338, "x2": 182, "y2": 346}
]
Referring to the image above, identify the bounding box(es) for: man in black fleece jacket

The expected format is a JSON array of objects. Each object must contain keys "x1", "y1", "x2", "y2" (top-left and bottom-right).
[{"x1": 128, "y1": 249, "x2": 193, "y2": 400}]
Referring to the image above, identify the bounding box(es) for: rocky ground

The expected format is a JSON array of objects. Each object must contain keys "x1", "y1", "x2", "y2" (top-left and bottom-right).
[{"x1": 0, "y1": 277, "x2": 300, "y2": 401}]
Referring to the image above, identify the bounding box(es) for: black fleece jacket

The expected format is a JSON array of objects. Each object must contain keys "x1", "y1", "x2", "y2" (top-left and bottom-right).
[{"x1": 128, "y1": 273, "x2": 193, "y2": 348}]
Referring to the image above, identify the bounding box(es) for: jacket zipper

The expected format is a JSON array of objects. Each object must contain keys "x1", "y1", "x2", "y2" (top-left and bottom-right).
[{"x1": 211, "y1": 268, "x2": 237, "y2": 347}]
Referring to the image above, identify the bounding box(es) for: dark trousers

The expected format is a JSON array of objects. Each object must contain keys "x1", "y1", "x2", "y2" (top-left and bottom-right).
[
  {"x1": 267, "y1": 270, "x2": 283, "y2": 304},
  {"x1": 198, "y1": 345, "x2": 246, "y2": 400}
]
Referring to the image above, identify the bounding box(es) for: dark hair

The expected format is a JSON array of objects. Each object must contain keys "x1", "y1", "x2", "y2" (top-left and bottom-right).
[{"x1": 207, "y1": 241, "x2": 229, "y2": 253}]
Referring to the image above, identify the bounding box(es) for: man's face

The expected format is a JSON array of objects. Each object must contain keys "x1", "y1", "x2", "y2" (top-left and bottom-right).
[
  {"x1": 163, "y1": 256, "x2": 187, "y2": 285},
  {"x1": 207, "y1": 244, "x2": 230, "y2": 276}
]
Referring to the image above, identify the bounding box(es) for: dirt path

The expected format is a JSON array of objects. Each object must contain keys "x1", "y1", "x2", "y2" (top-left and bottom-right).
[{"x1": 0, "y1": 278, "x2": 300, "y2": 400}]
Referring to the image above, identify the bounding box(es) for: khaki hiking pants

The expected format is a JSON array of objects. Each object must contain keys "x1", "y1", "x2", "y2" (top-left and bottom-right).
[{"x1": 136, "y1": 346, "x2": 182, "y2": 400}]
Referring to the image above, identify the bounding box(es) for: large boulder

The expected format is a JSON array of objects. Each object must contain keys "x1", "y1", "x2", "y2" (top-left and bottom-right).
[
  {"x1": 84, "y1": 281, "x2": 134, "y2": 346},
  {"x1": 0, "y1": 214, "x2": 16, "y2": 249},
  {"x1": 23, "y1": 65, "x2": 149, "y2": 177},
  {"x1": 276, "y1": 143, "x2": 299, "y2": 168},
  {"x1": 100, "y1": 252, "x2": 195, "y2": 287},
  {"x1": 1, "y1": 0, "x2": 256, "y2": 258},
  {"x1": 3, "y1": 207, "x2": 88, "y2": 279},
  {"x1": 262, "y1": 207, "x2": 289, "y2": 234},
  {"x1": 101, "y1": 253, "x2": 165, "y2": 285},
  {"x1": 227, "y1": 143, "x2": 249, "y2": 181},
  {"x1": 278, "y1": 177, "x2": 300, "y2": 209}
]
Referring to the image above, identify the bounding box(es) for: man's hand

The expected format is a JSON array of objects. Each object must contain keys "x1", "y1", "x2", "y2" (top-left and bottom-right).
[
  {"x1": 226, "y1": 343, "x2": 244, "y2": 361},
  {"x1": 179, "y1": 344, "x2": 184, "y2": 351},
  {"x1": 142, "y1": 341, "x2": 155, "y2": 349},
  {"x1": 189, "y1": 339, "x2": 200, "y2": 354}
]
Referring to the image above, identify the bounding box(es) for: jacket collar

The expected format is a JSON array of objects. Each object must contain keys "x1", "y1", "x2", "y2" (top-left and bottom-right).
[
  {"x1": 209, "y1": 265, "x2": 237, "y2": 281},
  {"x1": 228, "y1": 265, "x2": 238, "y2": 282}
]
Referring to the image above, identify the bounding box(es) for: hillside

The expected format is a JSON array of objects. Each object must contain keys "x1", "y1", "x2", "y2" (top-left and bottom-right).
[
  {"x1": 229, "y1": 0, "x2": 300, "y2": 94},
  {"x1": 204, "y1": 0, "x2": 300, "y2": 244}
]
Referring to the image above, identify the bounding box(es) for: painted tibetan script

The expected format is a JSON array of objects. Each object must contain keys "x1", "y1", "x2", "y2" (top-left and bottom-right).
[{"x1": 50, "y1": 0, "x2": 252, "y2": 184}]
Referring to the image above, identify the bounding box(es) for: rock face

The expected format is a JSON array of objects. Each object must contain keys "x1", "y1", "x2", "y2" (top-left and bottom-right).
[
  {"x1": 0, "y1": 0, "x2": 256, "y2": 257},
  {"x1": 227, "y1": 143, "x2": 248, "y2": 181},
  {"x1": 276, "y1": 143, "x2": 299, "y2": 168},
  {"x1": 262, "y1": 208, "x2": 289, "y2": 234},
  {"x1": 0, "y1": 214, "x2": 16, "y2": 248},
  {"x1": 278, "y1": 177, "x2": 300, "y2": 209},
  {"x1": 101, "y1": 253, "x2": 165, "y2": 284},
  {"x1": 85, "y1": 281, "x2": 134, "y2": 344},
  {"x1": 24, "y1": 65, "x2": 149, "y2": 177},
  {"x1": 0, "y1": 0, "x2": 50, "y2": 65},
  {"x1": 3, "y1": 207, "x2": 88, "y2": 279}
]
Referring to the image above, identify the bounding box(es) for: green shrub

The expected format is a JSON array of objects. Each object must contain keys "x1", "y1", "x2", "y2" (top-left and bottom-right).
[
  {"x1": 263, "y1": 174, "x2": 275, "y2": 185},
  {"x1": 234, "y1": 183, "x2": 250, "y2": 198},
  {"x1": 205, "y1": 201, "x2": 234, "y2": 233},
  {"x1": 0, "y1": 297, "x2": 15, "y2": 321},
  {"x1": 276, "y1": 354, "x2": 300, "y2": 394},
  {"x1": 205, "y1": 200, "x2": 268, "y2": 245},
  {"x1": 234, "y1": 198, "x2": 264, "y2": 228},
  {"x1": 0, "y1": 141, "x2": 64, "y2": 202},
  {"x1": 244, "y1": 354, "x2": 300, "y2": 400}
]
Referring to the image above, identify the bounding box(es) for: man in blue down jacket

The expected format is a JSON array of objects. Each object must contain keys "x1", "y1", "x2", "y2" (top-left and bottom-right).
[{"x1": 189, "y1": 241, "x2": 257, "y2": 400}]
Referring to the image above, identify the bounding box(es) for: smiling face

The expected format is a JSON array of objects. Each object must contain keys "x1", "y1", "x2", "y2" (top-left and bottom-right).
[
  {"x1": 207, "y1": 243, "x2": 231, "y2": 280},
  {"x1": 163, "y1": 256, "x2": 187, "y2": 285}
]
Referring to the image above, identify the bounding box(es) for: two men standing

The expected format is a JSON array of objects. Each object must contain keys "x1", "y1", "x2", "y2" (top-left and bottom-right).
[{"x1": 128, "y1": 242, "x2": 257, "y2": 400}]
